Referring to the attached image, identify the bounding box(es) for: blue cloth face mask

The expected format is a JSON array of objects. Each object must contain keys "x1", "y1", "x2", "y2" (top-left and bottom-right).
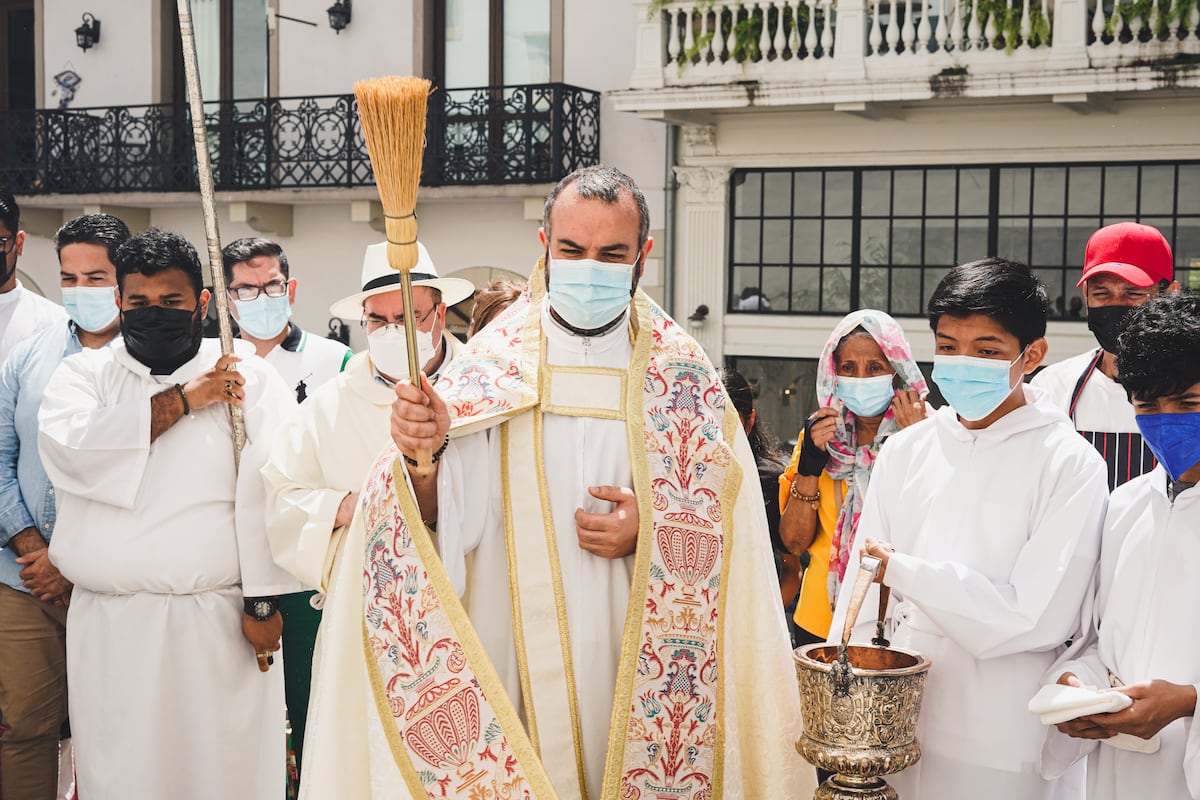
[
  {"x1": 62, "y1": 285, "x2": 119, "y2": 333},
  {"x1": 547, "y1": 257, "x2": 636, "y2": 331},
  {"x1": 932, "y1": 351, "x2": 1025, "y2": 422},
  {"x1": 234, "y1": 294, "x2": 292, "y2": 339},
  {"x1": 836, "y1": 374, "x2": 895, "y2": 417},
  {"x1": 1135, "y1": 411, "x2": 1200, "y2": 482}
]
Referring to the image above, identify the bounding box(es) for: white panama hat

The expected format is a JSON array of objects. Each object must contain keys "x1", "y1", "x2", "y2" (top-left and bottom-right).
[{"x1": 329, "y1": 241, "x2": 476, "y2": 320}]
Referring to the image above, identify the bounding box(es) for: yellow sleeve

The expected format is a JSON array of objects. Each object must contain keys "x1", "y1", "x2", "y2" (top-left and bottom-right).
[{"x1": 777, "y1": 432, "x2": 805, "y2": 512}]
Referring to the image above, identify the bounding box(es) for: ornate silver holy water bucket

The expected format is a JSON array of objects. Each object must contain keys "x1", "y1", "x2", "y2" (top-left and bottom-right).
[{"x1": 794, "y1": 555, "x2": 931, "y2": 800}]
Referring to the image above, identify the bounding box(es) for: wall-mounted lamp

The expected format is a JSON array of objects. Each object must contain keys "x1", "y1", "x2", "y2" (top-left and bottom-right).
[
  {"x1": 327, "y1": 0, "x2": 352, "y2": 33},
  {"x1": 687, "y1": 303, "x2": 709, "y2": 329},
  {"x1": 75, "y1": 12, "x2": 101, "y2": 52}
]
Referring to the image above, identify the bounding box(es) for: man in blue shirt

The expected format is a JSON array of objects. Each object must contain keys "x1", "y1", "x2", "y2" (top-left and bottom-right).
[{"x1": 0, "y1": 213, "x2": 129, "y2": 800}]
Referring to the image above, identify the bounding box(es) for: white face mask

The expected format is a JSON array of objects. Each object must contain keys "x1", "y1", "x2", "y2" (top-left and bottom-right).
[{"x1": 367, "y1": 325, "x2": 437, "y2": 381}]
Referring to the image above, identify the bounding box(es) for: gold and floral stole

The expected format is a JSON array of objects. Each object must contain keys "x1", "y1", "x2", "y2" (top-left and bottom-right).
[{"x1": 361, "y1": 272, "x2": 742, "y2": 799}]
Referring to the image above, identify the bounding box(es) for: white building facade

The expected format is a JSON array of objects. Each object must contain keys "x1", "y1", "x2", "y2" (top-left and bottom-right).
[
  {"x1": 3, "y1": 0, "x2": 667, "y2": 349},
  {"x1": 614, "y1": 0, "x2": 1200, "y2": 438}
]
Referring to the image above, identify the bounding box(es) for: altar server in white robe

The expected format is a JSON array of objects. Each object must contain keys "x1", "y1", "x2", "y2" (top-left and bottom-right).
[
  {"x1": 262, "y1": 241, "x2": 471, "y2": 590},
  {"x1": 833, "y1": 258, "x2": 1109, "y2": 800},
  {"x1": 1044, "y1": 292, "x2": 1200, "y2": 800},
  {"x1": 292, "y1": 166, "x2": 808, "y2": 800},
  {"x1": 37, "y1": 229, "x2": 298, "y2": 800}
]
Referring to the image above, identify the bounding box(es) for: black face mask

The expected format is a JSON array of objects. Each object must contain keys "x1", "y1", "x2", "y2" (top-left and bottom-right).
[
  {"x1": 0, "y1": 248, "x2": 19, "y2": 289},
  {"x1": 120, "y1": 305, "x2": 203, "y2": 374},
  {"x1": 1086, "y1": 304, "x2": 1135, "y2": 355}
]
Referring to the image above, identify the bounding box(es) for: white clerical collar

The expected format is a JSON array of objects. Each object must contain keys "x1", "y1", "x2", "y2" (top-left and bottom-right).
[{"x1": 540, "y1": 297, "x2": 631, "y2": 357}]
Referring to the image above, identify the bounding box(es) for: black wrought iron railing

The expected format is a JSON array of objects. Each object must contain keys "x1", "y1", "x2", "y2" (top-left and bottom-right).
[{"x1": 0, "y1": 83, "x2": 601, "y2": 195}]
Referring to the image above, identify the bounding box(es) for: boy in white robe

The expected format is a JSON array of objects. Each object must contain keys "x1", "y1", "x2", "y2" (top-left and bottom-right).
[
  {"x1": 832, "y1": 258, "x2": 1109, "y2": 800},
  {"x1": 1044, "y1": 292, "x2": 1200, "y2": 799},
  {"x1": 37, "y1": 229, "x2": 298, "y2": 800}
]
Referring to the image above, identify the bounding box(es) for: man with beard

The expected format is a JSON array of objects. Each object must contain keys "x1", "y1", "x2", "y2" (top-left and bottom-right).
[
  {"x1": 290, "y1": 167, "x2": 804, "y2": 799},
  {"x1": 1031, "y1": 222, "x2": 1178, "y2": 489},
  {"x1": 0, "y1": 190, "x2": 68, "y2": 362},
  {"x1": 36, "y1": 228, "x2": 297, "y2": 800}
]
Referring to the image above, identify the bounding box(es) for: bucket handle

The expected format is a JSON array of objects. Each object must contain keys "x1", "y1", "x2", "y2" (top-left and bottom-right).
[
  {"x1": 832, "y1": 554, "x2": 883, "y2": 696},
  {"x1": 840, "y1": 554, "x2": 882, "y2": 650}
]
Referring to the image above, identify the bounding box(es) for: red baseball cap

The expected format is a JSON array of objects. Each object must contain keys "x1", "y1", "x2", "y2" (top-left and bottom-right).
[{"x1": 1077, "y1": 222, "x2": 1174, "y2": 287}]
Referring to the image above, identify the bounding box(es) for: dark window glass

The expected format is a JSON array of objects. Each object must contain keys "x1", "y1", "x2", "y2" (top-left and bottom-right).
[
  {"x1": 727, "y1": 162, "x2": 1195, "y2": 317},
  {"x1": 862, "y1": 171, "x2": 891, "y2": 216},
  {"x1": 734, "y1": 172, "x2": 762, "y2": 216},
  {"x1": 825, "y1": 171, "x2": 854, "y2": 216},
  {"x1": 926, "y1": 171, "x2": 957, "y2": 217},
  {"x1": 1104, "y1": 166, "x2": 1138, "y2": 216},
  {"x1": 1178, "y1": 166, "x2": 1200, "y2": 215},
  {"x1": 1033, "y1": 167, "x2": 1067, "y2": 216},
  {"x1": 1068, "y1": 167, "x2": 1103, "y2": 215},
  {"x1": 764, "y1": 172, "x2": 792, "y2": 217},
  {"x1": 998, "y1": 168, "x2": 1032, "y2": 215},
  {"x1": 793, "y1": 172, "x2": 822, "y2": 216}
]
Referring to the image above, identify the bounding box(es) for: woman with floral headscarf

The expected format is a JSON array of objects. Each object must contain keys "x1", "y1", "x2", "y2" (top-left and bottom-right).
[{"x1": 779, "y1": 309, "x2": 928, "y2": 645}]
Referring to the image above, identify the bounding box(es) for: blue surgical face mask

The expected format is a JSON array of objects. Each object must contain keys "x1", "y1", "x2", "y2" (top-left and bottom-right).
[
  {"x1": 836, "y1": 374, "x2": 895, "y2": 418},
  {"x1": 547, "y1": 256, "x2": 636, "y2": 331},
  {"x1": 1135, "y1": 411, "x2": 1200, "y2": 482},
  {"x1": 234, "y1": 294, "x2": 292, "y2": 340},
  {"x1": 62, "y1": 285, "x2": 119, "y2": 333},
  {"x1": 932, "y1": 351, "x2": 1025, "y2": 422}
]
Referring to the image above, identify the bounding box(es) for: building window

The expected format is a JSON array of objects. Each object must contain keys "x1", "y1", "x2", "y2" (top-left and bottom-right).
[
  {"x1": 437, "y1": 0, "x2": 551, "y2": 89},
  {"x1": 729, "y1": 162, "x2": 1200, "y2": 318}
]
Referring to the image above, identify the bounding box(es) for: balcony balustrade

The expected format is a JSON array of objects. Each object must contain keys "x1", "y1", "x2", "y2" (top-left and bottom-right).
[
  {"x1": 0, "y1": 83, "x2": 601, "y2": 196},
  {"x1": 626, "y1": 0, "x2": 1200, "y2": 101}
]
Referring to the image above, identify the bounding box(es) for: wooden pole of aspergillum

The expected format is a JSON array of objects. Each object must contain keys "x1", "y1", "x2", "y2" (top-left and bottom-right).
[{"x1": 175, "y1": 0, "x2": 245, "y2": 462}]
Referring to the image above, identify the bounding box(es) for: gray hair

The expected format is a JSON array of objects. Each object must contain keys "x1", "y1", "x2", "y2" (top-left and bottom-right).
[{"x1": 542, "y1": 165, "x2": 650, "y2": 248}]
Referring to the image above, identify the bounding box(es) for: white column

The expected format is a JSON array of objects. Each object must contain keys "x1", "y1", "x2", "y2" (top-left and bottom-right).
[
  {"x1": 673, "y1": 165, "x2": 732, "y2": 362},
  {"x1": 832, "y1": 0, "x2": 869, "y2": 76},
  {"x1": 630, "y1": 0, "x2": 668, "y2": 88},
  {"x1": 1049, "y1": 0, "x2": 1090, "y2": 66}
]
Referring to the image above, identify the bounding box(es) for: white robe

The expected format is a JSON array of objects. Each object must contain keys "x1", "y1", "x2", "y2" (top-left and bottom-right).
[
  {"x1": 262, "y1": 351, "x2": 395, "y2": 591},
  {"x1": 1043, "y1": 467, "x2": 1200, "y2": 800},
  {"x1": 830, "y1": 387, "x2": 1109, "y2": 800},
  {"x1": 262, "y1": 338, "x2": 463, "y2": 589},
  {"x1": 292, "y1": 302, "x2": 810, "y2": 800},
  {"x1": 38, "y1": 339, "x2": 298, "y2": 800}
]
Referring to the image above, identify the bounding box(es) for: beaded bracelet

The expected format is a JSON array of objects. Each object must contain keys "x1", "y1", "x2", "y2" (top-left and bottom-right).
[
  {"x1": 789, "y1": 477, "x2": 820, "y2": 509},
  {"x1": 402, "y1": 436, "x2": 450, "y2": 469},
  {"x1": 175, "y1": 383, "x2": 190, "y2": 415}
]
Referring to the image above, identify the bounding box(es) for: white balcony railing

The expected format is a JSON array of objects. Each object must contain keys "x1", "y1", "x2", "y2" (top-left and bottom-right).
[{"x1": 629, "y1": 0, "x2": 1200, "y2": 90}]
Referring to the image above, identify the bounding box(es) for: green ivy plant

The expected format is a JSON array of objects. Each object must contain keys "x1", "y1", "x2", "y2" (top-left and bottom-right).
[
  {"x1": 649, "y1": 0, "x2": 818, "y2": 68},
  {"x1": 1100, "y1": 0, "x2": 1198, "y2": 41},
  {"x1": 971, "y1": 0, "x2": 1053, "y2": 52},
  {"x1": 651, "y1": 0, "x2": 1075, "y2": 63}
]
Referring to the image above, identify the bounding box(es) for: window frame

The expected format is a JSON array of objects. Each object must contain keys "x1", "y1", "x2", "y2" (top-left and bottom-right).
[{"x1": 727, "y1": 161, "x2": 1200, "y2": 319}]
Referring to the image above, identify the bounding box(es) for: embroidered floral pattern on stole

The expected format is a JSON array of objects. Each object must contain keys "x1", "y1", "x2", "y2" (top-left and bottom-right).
[
  {"x1": 617, "y1": 305, "x2": 731, "y2": 800},
  {"x1": 363, "y1": 287, "x2": 732, "y2": 800},
  {"x1": 435, "y1": 294, "x2": 538, "y2": 425},
  {"x1": 362, "y1": 449, "x2": 540, "y2": 799}
]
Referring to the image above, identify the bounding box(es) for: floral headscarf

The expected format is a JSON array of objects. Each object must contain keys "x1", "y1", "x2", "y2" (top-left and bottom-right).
[{"x1": 818, "y1": 309, "x2": 927, "y2": 609}]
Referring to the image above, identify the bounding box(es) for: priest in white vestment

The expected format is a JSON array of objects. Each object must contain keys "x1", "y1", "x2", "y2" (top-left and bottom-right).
[
  {"x1": 37, "y1": 229, "x2": 298, "y2": 800},
  {"x1": 1043, "y1": 293, "x2": 1200, "y2": 800},
  {"x1": 832, "y1": 258, "x2": 1109, "y2": 800},
  {"x1": 290, "y1": 167, "x2": 808, "y2": 800}
]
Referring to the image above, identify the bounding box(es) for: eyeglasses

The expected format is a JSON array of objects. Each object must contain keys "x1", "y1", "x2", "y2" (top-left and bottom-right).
[
  {"x1": 0, "y1": 236, "x2": 13, "y2": 253},
  {"x1": 228, "y1": 279, "x2": 288, "y2": 301},
  {"x1": 360, "y1": 307, "x2": 435, "y2": 331}
]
